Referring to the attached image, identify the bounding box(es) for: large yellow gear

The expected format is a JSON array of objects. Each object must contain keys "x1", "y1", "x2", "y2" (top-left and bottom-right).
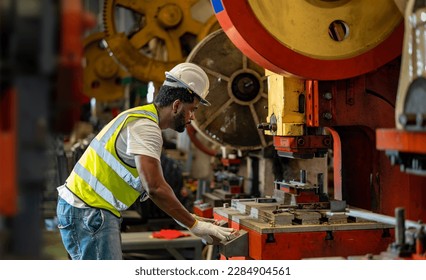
[
  {"x1": 102, "y1": 0, "x2": 220, "y2": 83},
  {"x1": 248, "y1": 0, "x2": 402, "y2": 60},
  {"x1": 83, "y1": 32, "x2": 130, "y2": 102},
  {"x1": 214, "y1": 0, "x2": 403, "y2": 80}
]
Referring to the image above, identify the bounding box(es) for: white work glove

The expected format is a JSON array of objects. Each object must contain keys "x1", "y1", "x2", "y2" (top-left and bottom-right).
[
  {"x1": 189, "y1": 220, "x2": 235, "y2": 244},
  {"x1": 192, "y1": 213, "x2": 220, "y2": 225},
  {"x1": 173, "y1": 214, "x2": 219, "y2": 229}
]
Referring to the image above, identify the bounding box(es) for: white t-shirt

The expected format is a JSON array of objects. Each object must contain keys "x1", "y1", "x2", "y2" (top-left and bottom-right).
[
  {"x1": 58, "y1": 117, "x2": 163, "y2": 207},
  {"x1": 125, "y1": 118, "x2": 163, "y2": 161}
]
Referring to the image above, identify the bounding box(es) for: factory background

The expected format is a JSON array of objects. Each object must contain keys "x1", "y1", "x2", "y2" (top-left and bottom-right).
[{"x1": 0, "y1": 0, "x2": 425, "y2": 261}]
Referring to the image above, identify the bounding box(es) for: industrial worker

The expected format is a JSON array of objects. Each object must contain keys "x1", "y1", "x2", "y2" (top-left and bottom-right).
[{"x1": 56, "y1": 62, "x2": 234, "y2": 260}]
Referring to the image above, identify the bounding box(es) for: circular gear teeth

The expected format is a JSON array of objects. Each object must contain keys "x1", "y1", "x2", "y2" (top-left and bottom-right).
[
  {"x1": 102, "y1": 0, "x2": 220, "y2": 83},
  {"x1": 83, "y1": 32, "x2": 129, "y2": 102},
  {"x1": 102, "y1": 1, "x2": 110, "y2": 36},
  {"x1": 187, "y1": 29, "x2": 272, "y2": 150}
]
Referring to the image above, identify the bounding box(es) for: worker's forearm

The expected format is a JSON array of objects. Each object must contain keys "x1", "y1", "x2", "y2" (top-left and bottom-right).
[{"x1": 148, "y1": 185, "x2": 196, "y2": 228}]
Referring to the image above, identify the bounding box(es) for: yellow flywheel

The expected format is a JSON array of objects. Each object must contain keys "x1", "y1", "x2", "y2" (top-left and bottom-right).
[
  {"x1": 213, "y1": 0, "x2": 404, "y2": 80},
  {"x1": 103, "y1": 0, "x2": 220, "y2": 83},
  {"x1": 83, "y1": 32, "x2": 130, "y2": 102}
]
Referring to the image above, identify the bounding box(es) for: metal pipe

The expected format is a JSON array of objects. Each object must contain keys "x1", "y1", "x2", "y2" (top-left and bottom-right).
[
  {"x1": 348, "y1": 208, "x2": 422, "y2": 230},
  {"x1": 395, "y1": 207, "x2": 405, "y2": 246},
  {"x1": 186, "y1": 124, "x2": 218, "y2": 157},
  {"x1": 300, "y1": 170, "x2": 307, "y2": 183},
  {"x1": 317, "y1": 173, "x2": 324, "y2": 194}
]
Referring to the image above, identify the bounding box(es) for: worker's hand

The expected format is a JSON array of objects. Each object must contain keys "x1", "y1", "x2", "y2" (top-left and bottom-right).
[
  {"x1": 189, "y1": 220, "x2": 235, "y2": 244},
  {"x1": 192, "y1": 213, "x2": 220, "y2": 225}
]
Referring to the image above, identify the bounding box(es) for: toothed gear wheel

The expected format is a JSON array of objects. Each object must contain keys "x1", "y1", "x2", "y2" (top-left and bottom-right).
[
  {"x1": 83, "y1": 32, "x2": 130, "y2": 102},
  {"x1": 103, "y1": 0, "x2": 220, "y2": 83}
]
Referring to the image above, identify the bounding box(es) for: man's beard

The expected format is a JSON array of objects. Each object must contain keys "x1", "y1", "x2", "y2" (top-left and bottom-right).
[{"x1": 173, "y1": 110, "x2": 187, "y2": 133}]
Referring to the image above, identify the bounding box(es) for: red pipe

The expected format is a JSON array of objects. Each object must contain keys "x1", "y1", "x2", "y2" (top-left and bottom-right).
[{"x1": 186, "y1": 124, "x2": 218, "y2": 157}]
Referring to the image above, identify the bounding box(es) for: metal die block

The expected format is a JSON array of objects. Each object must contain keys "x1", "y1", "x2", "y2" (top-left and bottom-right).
[
  {"x1": 269, "y1": 212, "x2": 294, "y2": 226},
  {"x1": 330, "y1": 200, "x2": 347, "y2": 212},
  {"x1": 231, "y1": 198, "x2": 256, "y2": 210},
  {"x1": 219, "y1": 230, "x2": 249, "y2": 258},
  {"x1": 322, "y1": 211, "x2": 348, "y2": 224},
  {"x1": 214, "y1": 207, "x2": 252, "y2": 230},
  {"x1": 258, "y1": 209, "x2": 294, "y2": 226},
  {"x1": 293, "y1": 211, "x2": 321, "y2": 225},
  {"x1": 250, "y1": 206, "x2": 276, "y2": 219},
  {"x1": 272, "y1": 189, "x2": 286, "y2": 204},
  {"x1": 249, "y1": 204, "x2": 283, "y2": 217},
  {"x1": 236, "y1": 200, "x2": 281, "y2": 216},
  {"x1": 202, "y1": 192, "x2": 231, "y2": 207}
]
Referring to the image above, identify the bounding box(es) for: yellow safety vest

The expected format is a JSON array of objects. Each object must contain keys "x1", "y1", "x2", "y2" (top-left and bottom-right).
[{"x1": 65, "y1": 104, "x2": 158, "y2": 217}]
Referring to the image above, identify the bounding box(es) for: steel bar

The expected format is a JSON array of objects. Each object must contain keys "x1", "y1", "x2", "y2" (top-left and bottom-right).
[{"x1": 348, "y1": 208, "x2": 422, "y2": 230}]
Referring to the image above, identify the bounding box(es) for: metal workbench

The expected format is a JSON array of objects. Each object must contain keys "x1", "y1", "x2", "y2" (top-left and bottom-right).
[{"x1": 121, "y1": 231, "x2": 203, "y2": 260}]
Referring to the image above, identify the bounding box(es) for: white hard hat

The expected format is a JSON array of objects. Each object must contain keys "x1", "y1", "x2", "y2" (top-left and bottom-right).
[{"x1": 163, "y1": 62, "x2": 211, "y2": 106}]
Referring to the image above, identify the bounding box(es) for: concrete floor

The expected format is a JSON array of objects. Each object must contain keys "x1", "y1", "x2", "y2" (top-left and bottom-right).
[{"x1": 42, "y1": 229, "x2": 69, "y2": 260}]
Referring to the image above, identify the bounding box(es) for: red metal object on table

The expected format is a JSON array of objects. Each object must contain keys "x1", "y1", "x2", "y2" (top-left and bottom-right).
[
  {"x1": 245, "y1": 228, "x2": 393, "y2": 260},
  {"x1": 214, "y1": 212, "x2": 394, "y2": 260}
]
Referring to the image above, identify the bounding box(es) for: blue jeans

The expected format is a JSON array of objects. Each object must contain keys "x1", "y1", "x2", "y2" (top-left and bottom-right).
[{"x1": 56, "y1": 197, "x2": 123, "y2": 260}]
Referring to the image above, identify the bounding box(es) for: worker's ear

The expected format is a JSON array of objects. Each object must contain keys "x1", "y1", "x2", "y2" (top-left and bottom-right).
[{"x1": 172, "y1": 99, "x2": 182, "y2": 114}]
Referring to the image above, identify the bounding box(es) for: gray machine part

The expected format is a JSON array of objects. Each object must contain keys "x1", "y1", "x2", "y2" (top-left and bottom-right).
[
  {"x1": 186, "y1": 29, "x2": 272, "y2": 150},
  {"x1": 218, "y1": 230, "x2": 249, "y2": 258}
]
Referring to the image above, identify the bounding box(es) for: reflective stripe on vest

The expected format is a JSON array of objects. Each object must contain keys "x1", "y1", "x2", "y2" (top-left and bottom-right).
[
  {"x1": 68, "y1": 105, "x2": 158, "y2": 215},
  {"x1": 74, "y1": 162, "x2": 129, "y2": 210}
]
